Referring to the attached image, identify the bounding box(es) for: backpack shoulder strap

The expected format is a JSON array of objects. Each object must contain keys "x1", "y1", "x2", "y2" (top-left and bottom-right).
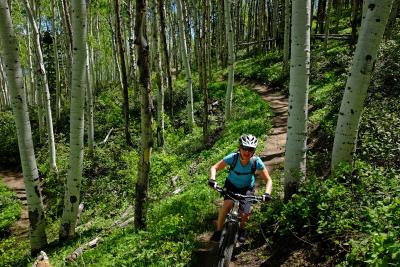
[
  {"x1": 229, "y1": 153, "x2": 258, "y2": 175},
  {"x1": 229, "y1": 152, "x2": 239, "y2": 172},
  {"x1": 251, "y1": 156, "x2": 257, "y2": 174}
]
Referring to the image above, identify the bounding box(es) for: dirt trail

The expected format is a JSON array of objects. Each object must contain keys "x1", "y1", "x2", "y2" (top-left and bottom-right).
[
  {"x1": 0, "y1": 170, "x2": 29, "y2": 237},
  {"x1": 192, "y1": 83, "x2": 288, "y2": 266},
  {"x1": 251, "y1": 83, "x2": 288, "y2": 174}
]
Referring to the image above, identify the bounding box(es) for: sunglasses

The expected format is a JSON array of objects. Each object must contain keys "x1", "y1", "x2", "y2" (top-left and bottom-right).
[{"x1": 240, "y1": 146, "x2": 255, "y2": 152}]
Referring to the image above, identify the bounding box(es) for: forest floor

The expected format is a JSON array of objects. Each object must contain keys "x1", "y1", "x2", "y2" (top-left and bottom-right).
[{"x1": 2, "y1": 82, "x2": 315, "y2": 266}]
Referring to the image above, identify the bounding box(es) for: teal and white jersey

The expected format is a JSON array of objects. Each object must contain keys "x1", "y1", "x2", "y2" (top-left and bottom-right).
[{"x1": 223, "y1": 152, "x2": 265, "y2": 189}]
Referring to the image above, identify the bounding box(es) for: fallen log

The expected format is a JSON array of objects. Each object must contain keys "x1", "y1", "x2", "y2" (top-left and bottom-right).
[
  {"x1": 312, "y1": 34, "x2": 353, "y2": 40},
  {"x1": 33, "y1": 251, "x2": 51, "y2": 267},
  {"x1": 99, "y1": 127, "x2": 114, "y2": 145},
  {"x1": 65, "y1": 237, "x2": 101, "y2": 262},
  {"x1": 66, "y1": 205, "x2": 135, "y2": 263}
]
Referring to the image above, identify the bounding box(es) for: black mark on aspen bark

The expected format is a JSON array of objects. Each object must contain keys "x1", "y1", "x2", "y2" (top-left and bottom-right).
[{"x1": 70, "y1": 195, "x2": 77, "y2": 204}]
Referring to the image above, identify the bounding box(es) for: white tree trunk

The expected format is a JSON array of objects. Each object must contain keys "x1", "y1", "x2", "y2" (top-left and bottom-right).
[
  {"x1": 324, "y1": 0, "x2": 331, "y2": 52},
  {"x1": 59, "y1": 0, "x2": 87, "y2": 241},
  {"x1": 158, "y1": 0, "x2": 174, "y2": 116},
  {"x1": 109, "y1": 12, "x2": 122, "y2": 85},
  {"x1": 331, "y1": 0, "x2": 394, "y2": 168},
  {"x1": 284, "y1": 0, "x2": 311, "y2": 200},
  {"x1": 176, "y1": 0, "x2": 194, "y2": 130},
  {"x1": 224, "y1": 0, "x2": 235, "y2": 121},
  {"x1": 152, "y1": 0, "x2": 165, "y2": 147},
  {"x1": 272, "y1": 0, "x2": 279, "y2": 48},
  {"x1": 0, "y1": 0, "x2": 48, "y2": 253},
  {"x1": 23, "y1": 0, "x2": 58, "y2": 172},
  {"x1": 26, "y1": 22, "x2": 35, "y2": 106},
  {"x1": 0, "y1": 59, "x2": 10, "y2": 109},
  {"x1": 51, "y1": 0, "x2": 62, "y2": 121},
  {"x1": 134, "y1": 0, "x2": 153, "y2": 229},
  {"x1": 283, "y1": 0, "x2": 291, "y2": 75},
  {"x1": 86, "y1": 43, "x2": 94, "y2": 152}
]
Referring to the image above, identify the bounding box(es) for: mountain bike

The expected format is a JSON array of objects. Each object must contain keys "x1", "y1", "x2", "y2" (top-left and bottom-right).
[{"x1": 213, "y1": 185, "x2": 264, "y2": 267}]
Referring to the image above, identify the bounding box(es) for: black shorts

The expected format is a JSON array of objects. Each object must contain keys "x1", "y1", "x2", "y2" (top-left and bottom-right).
[{"x1": 224, "y1": 179, "x2": 255, "y2": 214}]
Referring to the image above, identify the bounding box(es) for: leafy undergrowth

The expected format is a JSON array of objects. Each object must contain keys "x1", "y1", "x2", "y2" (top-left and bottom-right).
[
  {"x1": 259, "y1": 27, "x2": 400, "y2": 266},
  {"x1": 0, "y1": 81, "x2": 272, "y2": 266},
  {"x1": 231, "y1": 28, "x2": 400, "y2": 266},
  {"x1": 0, "y1": 180, "x2": 25, "y2": 266},
  {"x1": 254, "y1": 161, "x2": 400, "y2": 266},
  {"x1": 0, "y1": 180, "x2": 21, "y2": 234},
  {"x1": 234, "y1": 50, "x2": 284, "y2": 84}
]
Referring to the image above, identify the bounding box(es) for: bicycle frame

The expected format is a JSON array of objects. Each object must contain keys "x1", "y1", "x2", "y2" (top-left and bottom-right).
[
  {"x1": 213, "y1": 186, "x2": 262, "y2": 267},
  {"x1": 225, "y1": 197, "x2": 240, "y2": 224}
]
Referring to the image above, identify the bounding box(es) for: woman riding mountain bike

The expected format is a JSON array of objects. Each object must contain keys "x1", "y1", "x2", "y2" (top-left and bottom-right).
[{"x1": 208, "y1": 134, "x2": 273, "y2": 243}]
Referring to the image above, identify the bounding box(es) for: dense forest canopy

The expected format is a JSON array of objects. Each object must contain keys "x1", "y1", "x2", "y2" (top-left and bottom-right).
[{"x1": 0, "y1": 0, "x2": 399, "y2": 266}]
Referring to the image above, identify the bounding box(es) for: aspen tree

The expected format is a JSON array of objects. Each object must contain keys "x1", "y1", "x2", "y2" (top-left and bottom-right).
[
  {"x1": 272, "y1": 0, "x2": 279, "y2": 48},
  {"x1": 26, "y1": 22, "x2": 35, "y2": 106},
  {"x1": 87, "y1": 8, "x2": 95, "y2": 153},
  {"x1": 283, "y1": 0, "x2": 291, "y2": 75},
  {"x1": 134, "y1": 0, "x2": 154, "y2": 229},
  {"x1": 115, "y1": 0, "x2": 133, "y2": 147},
  {"x1": 224, "y1": 0, "x2": 235, "y2": 121},
  {"x1": 284, "y1": 0, "x2": 311, "y2": 200},
  {"x1": 108, "y1": 13, "x2": 122, "y2": 85},
  {"x1": 158, "y1": 0, "x2": 174, "y2": 116},
  {"x1": 324, "y1": 0, "x2": 332, "y2": 53},
  {"x1": 0, "y1": 59, "x2": 10, "y2": 109},
  {"x1": 23, "y1": 0, "x2": 58, "y2": 172},
  {"x1": 51, "y1": 0, "x2": 62, "y2": 121},
  {"x1": 86, "y1": 42, "x2": 94, "y2": 153},
  {"x1": 0, "y1": 0, "x2": 48, "y2": 253},
  {"x1": 200, "y1": 0, "x2": 209, "y2": 144},
  {"x1": 208, "y1": 0, "x2": 215, "y2": 71},
  {"x1": 127, "y1": 0, "x2": 138, "y2": 92},
  {"x1": 59, "y1": 0, "x2": 87, "y2": 241},
  {"x1": 176, "y1": 0, "x2": 194, "y2": 131},
  {"x1": 331, "y1": 0, "x2": 394, "y2": 168},
  {"x1": 151, "y1": 0, "x2": 165, "y2": 147},
  {"x1": 61, "y1": 0, "x2": 72, "y2": 93}
]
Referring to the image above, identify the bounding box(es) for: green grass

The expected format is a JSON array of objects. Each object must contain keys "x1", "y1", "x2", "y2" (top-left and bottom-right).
[
  {"x1": 0, "y1": 180, "x2": 21, "y2": 233},
  {"x1": 234, "y1": 51, "x2": 285, "y2": 84},
  {"x1": 0, "y1": 180, "x2": 27, "y2": 267},
  {"x1": 9, "y1": 81, "x2": 273, "y2": 266}
]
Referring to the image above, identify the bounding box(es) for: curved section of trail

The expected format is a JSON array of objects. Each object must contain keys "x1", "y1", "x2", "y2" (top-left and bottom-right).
[
  {"x1": 251, "y1": 83, "x2": 288, "y2": 174},
  {"x1": 0, "y1": 170, "x2": 29, "y2": 237}
]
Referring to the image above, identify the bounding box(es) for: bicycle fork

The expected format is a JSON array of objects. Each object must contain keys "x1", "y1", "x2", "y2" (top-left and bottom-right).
[{"x1": 217, "y1": 201, "x2": 241, "y2": 261}]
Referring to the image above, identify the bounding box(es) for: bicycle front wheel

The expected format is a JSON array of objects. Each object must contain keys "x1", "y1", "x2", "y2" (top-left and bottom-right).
[{"x1": 216, "y1": 221, "x2": 239, "y2": 267}]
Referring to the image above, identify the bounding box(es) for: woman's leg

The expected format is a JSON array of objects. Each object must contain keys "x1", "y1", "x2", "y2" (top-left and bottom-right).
[
  {"x1": 239, "y1": 207, "x2": 252, "y2": 229},
  {"x1": 216, "y1": 199, "x2": 234, "y2": 231}
]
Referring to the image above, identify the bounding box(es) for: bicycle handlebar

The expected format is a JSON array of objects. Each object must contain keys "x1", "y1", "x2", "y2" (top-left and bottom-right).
[{"x1": 214, "y1": 185, "x2": 264, "y2": 203}]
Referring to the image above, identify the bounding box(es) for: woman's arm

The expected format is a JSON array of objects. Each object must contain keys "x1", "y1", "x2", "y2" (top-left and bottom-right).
[
  {"x1": 259, "y1": 168, "x2": 272, "y2": 195},
  {"x1": 209, "y1": 159, "x2": 227, "y2": 180}
]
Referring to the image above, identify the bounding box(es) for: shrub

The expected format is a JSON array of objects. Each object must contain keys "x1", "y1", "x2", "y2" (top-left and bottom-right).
[
  {"x1": 358, "y1": 97, "x2": 400, "y2": 169},
  {"x1": 267, "y1": 161, "x2": 400, "y2": 265},
  {"x1": 0, "y1": 180, "x2": 21, "y2": 235}
]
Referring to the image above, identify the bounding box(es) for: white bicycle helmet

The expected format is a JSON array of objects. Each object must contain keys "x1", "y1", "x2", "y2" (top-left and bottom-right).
[{"x1": 239, "y1": 134, "x2": 258, "y2": 148}]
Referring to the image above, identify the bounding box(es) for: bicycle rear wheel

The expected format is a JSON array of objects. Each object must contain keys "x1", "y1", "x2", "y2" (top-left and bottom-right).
[{"x1": 216, "y1": 222, "x2": 239, "y2": 267}]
